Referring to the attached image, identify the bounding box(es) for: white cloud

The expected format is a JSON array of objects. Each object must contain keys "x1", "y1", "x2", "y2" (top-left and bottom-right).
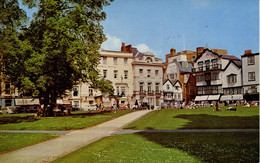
[
  {"x1": 135, "y1": 43, "x2": 152, "y2": 53},
  {"x1": 101, "y1": 35, "x2": 122, "y2": 51}
]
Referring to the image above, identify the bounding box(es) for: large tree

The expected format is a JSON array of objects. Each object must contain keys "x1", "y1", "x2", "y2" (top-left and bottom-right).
[{"x1": 2, "y1": 0, "x2": 114, "y2": 110}]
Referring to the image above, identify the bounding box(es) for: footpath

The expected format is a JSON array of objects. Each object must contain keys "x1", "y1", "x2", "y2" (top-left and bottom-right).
[{"x1": 0, "y1": 110, "x2": 153, "y2": 163}]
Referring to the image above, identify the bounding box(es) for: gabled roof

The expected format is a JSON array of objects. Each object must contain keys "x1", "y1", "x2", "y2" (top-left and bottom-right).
[
  {"x1": 223, "y1": 60, "x2": 242, "y2": 71},
  {"x1": 163, "y1": 79, "x2": 175, "y2": 86},
  {"x1": 173, "y1": 80, "x2": 182, "y2": 87},
  {"x1": 175, "y1": 62, "x2": 193, "y2": 73},
  {"x1": 194, "y1": 48, "x2": 240, "y2": 62}
]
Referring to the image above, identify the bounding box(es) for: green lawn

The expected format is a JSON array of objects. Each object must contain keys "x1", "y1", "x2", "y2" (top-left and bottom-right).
[
  {"x1": 53, "y1": 132, "x2": 259, "y2": 163},
  {"x1": 0, "y1": 133, "x2": 58, "y2": 154},
  {"x1": 124, "y1": 106, "x2": 259, "y2": 130},
  {"x1": 0, "y1": 110, "x2": 134, "y2": 131}
]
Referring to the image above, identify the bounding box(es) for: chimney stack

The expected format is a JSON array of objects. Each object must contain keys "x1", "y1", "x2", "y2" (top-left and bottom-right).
[
  {"x1": 196, "y1": 47, "x2": 204, "y2": 57},
  {"x1": 244, "y1": 49, "x2": 252, "y2": 55},
  {"x1": 170, "y1": 48, "x2": 176, "y2": 54}
]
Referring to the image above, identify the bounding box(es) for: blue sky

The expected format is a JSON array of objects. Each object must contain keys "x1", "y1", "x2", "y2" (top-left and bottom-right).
[
  {"x1": 101, "y1": 0, "x2": 259, "y2": 60},
  {"x1": 20, "y1": 0, "x2": 259, "y2": 61}
]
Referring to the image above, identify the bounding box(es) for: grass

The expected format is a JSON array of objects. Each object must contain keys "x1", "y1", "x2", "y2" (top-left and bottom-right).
[
  {"x1": 0, "y1": 110, "x2": 135, "y2": 131},
  {"x1": 124, "y1": 106, "x2": 259, "y2": 130},
  {"x1": 0, "y1": 133, "x2": 58, "y2": 154},
  {"x1": 53, "y1": 132, "x2": 259, "y2": 163}
]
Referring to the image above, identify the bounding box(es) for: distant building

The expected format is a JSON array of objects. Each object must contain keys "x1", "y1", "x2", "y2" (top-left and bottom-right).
[
  {"x1": 241, "y1": 50, "x2": 259, "y2": 102},
  {"x1": 132, "y1": 50, "x2": 163, "y2": 109},
  {"x1": 193, "y1": 48, "x2": 243, "y2": 105},
  {"x1": 163, "y1": 79, "x2": 183, "y2": 108},
  {"x1": 163, "y1": 48, "x2": 196, "y2": 104},
  {"x1": 68, "y1": 48, "x2": 134, "y2": 110}
]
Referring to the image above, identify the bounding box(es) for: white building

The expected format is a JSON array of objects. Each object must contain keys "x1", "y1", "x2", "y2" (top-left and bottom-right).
[
  {"x1": 68, "y1": 49, "x2": 134, "y2": 110},
  {"x1": 193, "y1": 48, "x2": 243, "y2": 104},
  {"x1": 163, "y1": 79, "x2": 183, "y2": 108},
  {"x1": 241, "y1": 50, "x2": 259, "y2": 102},
  {"x1": 132, "y1": 51, "x2": 163, "y2": 109}
]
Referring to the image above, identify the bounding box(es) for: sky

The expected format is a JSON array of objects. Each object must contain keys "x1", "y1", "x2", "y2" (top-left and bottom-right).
[
  {"x1": 19, "y1": 0, "x2": 259, "y2": 61},
  {"x1": 101, "y1": 0, "x2": 259, "y2": 61}
]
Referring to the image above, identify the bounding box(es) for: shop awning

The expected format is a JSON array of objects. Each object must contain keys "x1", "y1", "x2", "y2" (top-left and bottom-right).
[
  {"x1": 232, "y1": 94, "x2": 243, "y2": 100},
  {"x1": 208, "y1": 95, "x2": 220, "y2": 101},
  {"x1": 15, "y1": 99, "x2": 39, "y2": 106},
  {"x1": 194, "y1": 95, "x2": 209, "y2": 101},
  {"x1": 220, "y1": 95, "x2": 232, "y2": 101}
]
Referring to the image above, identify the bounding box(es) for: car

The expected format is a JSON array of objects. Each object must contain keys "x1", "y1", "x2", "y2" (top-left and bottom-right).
[
  {"x1": 82, "y1": 104, "x2": 97, "y2": 111},
  {"x1": 0, "y1": 107, "x2": 15, "y2": 114}
]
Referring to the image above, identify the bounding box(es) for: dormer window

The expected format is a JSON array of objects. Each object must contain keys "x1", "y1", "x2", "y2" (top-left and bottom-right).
[
  {"x1": 146, "y1": 57, "x2": 152, "y2": 63},
  {"x1": 227, "y1": 74, "x2": 237, "y2": 84}
]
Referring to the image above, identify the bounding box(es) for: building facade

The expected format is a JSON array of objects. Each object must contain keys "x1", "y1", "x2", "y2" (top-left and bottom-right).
[
  {"x1": 68, "y1": 49, "x2": 134, "y2": 110},
  {"x1": 241, "y1": 50, "x2": 259, "y2": 101},
  {"x1": 132, "y1": 51, "x2": 163, "y2": 109},
  {"x1": 193, "y1": 48, "x2": 243, "y2": 104}
]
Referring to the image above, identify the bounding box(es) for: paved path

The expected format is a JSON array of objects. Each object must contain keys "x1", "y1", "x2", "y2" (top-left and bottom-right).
[
  {"x1": 112, "y1": 128, "x2": 259, "y2": 135},
  {"x1": 0, "y1": 110, "x2": 152, "y2": 163},
  {"x1": 0, "y1": 130, "x2": 70, "y2": 135}
]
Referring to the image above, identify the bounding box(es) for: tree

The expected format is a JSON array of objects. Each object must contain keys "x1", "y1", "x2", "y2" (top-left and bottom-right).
[{"x1": 2, "y1": 0, "x2": 114, "y2": 112}]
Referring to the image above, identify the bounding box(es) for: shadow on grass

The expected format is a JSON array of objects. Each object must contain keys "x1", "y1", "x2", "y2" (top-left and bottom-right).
[
  {"x1": 0, "y1": 116, "x2": 39, "y2": 124},
  {"x1": 137, "y1": 132, "x2": 259, "y2": 162},
  {"x1": 174, "y1": 114, "x2": 259, "y2": 129},
  {"x1": 71, "y1": 110, "x2": 112, "y2": 118}
]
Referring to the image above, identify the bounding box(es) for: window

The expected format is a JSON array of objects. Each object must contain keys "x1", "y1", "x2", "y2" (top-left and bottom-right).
[
  {"x1": 114, "y1": 70, "x2": 118, "y2": 78},
  {"x1": 155, "y1": 70, "x2": 159, "y2": 76},
  {"x1": 124, "y1": 58, "x2": 128, "y2": 64},
  {"x1": 167, "y1": 93, "x2": 172, "y2": 98},
  {"x1": 212, "y1": 72, "x2": 219, "y2": 80},
  {"x1": 139, "y1": 82, "x2": 144, "y2": 92},
  {"x1": 170, "y1": 74, "x2": 174, "y2": 80},
  {"x1": 103, "y1": 70, "x2": 107, "y2": 78},
  {"x1": 146, "y1": 57, "x2": 152, "y2": 63},
  {"x1": 156, "y1": 83, "x2": 160, "y2": 93},
  {"x1": 5, "y1": 100, "x2": 12, "y2": 106},
  {"x1": 89, "y1": 87, "x2": 93, "y2": 96},
  {"x1": 5, "y1": 83, "x2": 10, "y2": 94},
  {"x1": 148, "y1": 83, "x2": 152, "y2": 93},
  {"x1": 139, "y1": 69, "x2": 143, "y2": 75},
  {"x1": 212, "y1": 59, "x2": 218, "y2": 68},
  {"x1": 113, "y1": 57, "x2": 117, "y2": 65},
  {"x1": 178, "y1": 94, "x2": 181, "y2": 99},
  {"x1": 103, "y1": 57, "x2": 107, "y2": 64},
  {"x1": 248, "y1": 56, "x2": 255, "y2": 65},
  {"x1": 205, "y1": 60, "x2": 210, "y2": 70},
  {"x1": 175, "y1": 86, "x2": 179, "y2": 90},
  {"x1": 198, "y1": 61, "x2": 203, "y2": 71},
  {"x1": 124, "y1": 70, "x2": 128, "y2": 79},
  {"x1": 116, "y1": 86, "x2": 120, "y2": 95},
  {"x1": 147, "y1": 69, "x2": 151, "y2": 77},
  {"x1": 227, "y1": 74, "x2": 237, "y2": 83},
  {"x1": 166, "y1": 84, "x2": 170, "y2": 90},
  {"x1": 121, "y1": 86, "x2": 126, "y2": 96},
  {"x1": 248, "y1": 72, "x2": 255, "y2": 81},
  {"x1": 73, "y1": 86, "x2": 79, "y2": 97}
]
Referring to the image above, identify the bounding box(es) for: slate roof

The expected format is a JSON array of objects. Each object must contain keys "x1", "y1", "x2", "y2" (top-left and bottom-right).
[{"x1": 175, "y1": 62, "x2": 193, "y2": 73}]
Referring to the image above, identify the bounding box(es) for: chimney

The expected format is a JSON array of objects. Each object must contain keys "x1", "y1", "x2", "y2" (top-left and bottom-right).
[
  {"x1": 170, "y1": 48, "x2": 176, "y2": 54},
  {"x1": 244, "y1": 49, "x2": 252, "y2": 55},
  {"x1": 126, "y1": 45, "x2": 132, "y2": 53},
  {"x1": 121, "y1": 42, "x2": 126, "y2": 52},
  {"x1": 196, "y1": 47, "x2": 204, "y2": 57}
]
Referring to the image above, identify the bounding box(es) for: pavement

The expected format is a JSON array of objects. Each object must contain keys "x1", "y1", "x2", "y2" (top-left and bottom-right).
[{"x1": 0, "y1": 110, "x2": 153, "y2": 163}]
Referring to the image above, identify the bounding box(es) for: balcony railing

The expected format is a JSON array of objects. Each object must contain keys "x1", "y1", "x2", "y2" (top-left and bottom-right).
[{"x1": 192, "y1": 64, "x2": 222, "y2": 73}]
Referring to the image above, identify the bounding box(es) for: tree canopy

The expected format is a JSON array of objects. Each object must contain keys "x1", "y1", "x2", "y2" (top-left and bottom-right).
[{"x1": 1, "y1": 0, "x2": 114, "y2": 108}]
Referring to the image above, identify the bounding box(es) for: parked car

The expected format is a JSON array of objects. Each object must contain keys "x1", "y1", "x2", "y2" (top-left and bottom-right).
[
  {"x1": 82, "y1": 104, "x2": 97, "y2": 111},
  {"x1": 0, "y1": 107, "x2": 15, "y2": 114}
]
